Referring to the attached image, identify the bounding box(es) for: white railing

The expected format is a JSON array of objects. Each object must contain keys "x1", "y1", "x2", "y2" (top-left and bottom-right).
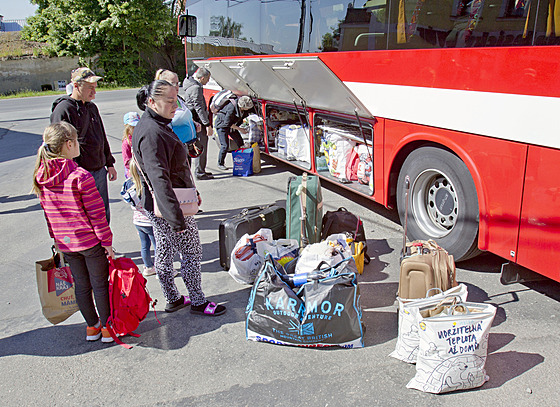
[{"x1": 0, "y1": 19, "x2": 28, "y2": 32}]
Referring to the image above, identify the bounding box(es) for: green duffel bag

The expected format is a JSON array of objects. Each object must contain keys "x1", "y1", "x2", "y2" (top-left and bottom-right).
[{"x1": 286, "y1": 173, "x2": 323, "y2": 247}]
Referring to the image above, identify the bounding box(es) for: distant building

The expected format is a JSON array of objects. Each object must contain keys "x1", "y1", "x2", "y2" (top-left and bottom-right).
[{"x1": 0, "y1": 15, "x2": 27, "y2": 32}]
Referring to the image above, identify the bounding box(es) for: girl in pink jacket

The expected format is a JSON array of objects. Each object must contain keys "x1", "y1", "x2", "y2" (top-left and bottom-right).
[{"x1": 32, "y1": 122, "x2": 114, "y2": 343}]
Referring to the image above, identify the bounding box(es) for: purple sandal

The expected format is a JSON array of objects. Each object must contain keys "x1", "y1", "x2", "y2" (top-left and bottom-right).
[
  {"x1": 190, "y1": 301, "x2": 226, "y2": 316},
  {"x1": 165, "y1": 295, "x2": 191, "y2": 313}
]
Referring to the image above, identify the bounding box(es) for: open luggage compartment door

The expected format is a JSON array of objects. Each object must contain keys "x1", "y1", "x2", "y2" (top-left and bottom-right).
[{"x1": 194, "y1": 56, "x2": 374, "y2": 119}]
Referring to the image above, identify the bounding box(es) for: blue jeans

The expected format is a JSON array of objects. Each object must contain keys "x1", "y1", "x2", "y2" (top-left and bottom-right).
[
  {"x1": 89, "y1": 167, "x2": 110, "y2": 224},
  {"x1": 135, "y1": 224, "x2": 156, "y2": 268}
]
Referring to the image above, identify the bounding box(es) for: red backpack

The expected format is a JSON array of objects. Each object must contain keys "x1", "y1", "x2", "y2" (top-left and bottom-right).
[{"x1": 107, "y1": 257, "x2": 158, "y2": 348}]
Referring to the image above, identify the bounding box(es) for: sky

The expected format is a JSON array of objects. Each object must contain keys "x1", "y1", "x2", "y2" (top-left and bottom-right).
[{"x1": 0, "y1": 0, "x2": 38, "y2": 20}]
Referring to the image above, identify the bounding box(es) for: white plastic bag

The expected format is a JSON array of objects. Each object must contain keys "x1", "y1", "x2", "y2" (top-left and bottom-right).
[
  {"x1": 285, "y1": 125, "x2": 311, "y2": 163},
  {"x1": 322, "y1": 129, "x2": 355, "y2": 181},
  {"x1": 390, "y1": 284, "x2": 468, "y2": 364},
  {"x1": 228, "y1": 228, "x2": 273, "y2": 284},
  {"x1": 243, "y1": 114, "x2": 264, "y2": 144},
  {"x1": 295, "y1": 234, "x2": 352, "y2": 274},
  {"x1": 258, "y1": 238, "x2": 299, "y2": 266},
  {"x1": 406, "y1": 301, "x2": 496, "y2": 394}
]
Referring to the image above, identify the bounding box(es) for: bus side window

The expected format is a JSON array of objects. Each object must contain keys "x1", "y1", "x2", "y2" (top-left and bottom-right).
[
  {"x1": 337, "y1": 1, "x2": 388, "y2": 51},
  {"x1": 384, "y1": 0, "x2": 543, "y2": 49}
]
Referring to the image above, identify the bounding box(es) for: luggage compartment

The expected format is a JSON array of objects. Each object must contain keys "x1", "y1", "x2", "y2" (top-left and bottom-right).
[
  {"x1": 314, "y1": 114, "x2": 374, "y2": 197},
  {"x1": 264, "y1": 104, "x2": 312, "y2": 171}
]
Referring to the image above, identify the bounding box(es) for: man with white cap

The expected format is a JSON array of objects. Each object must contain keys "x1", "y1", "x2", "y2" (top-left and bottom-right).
[{"x1": 51, "y1": 67, "x2": 117, "y2": 223}]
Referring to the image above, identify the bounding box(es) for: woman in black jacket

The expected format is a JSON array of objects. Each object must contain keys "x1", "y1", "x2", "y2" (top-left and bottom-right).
[{"x1": 133, "y1": 80, "x2": 225, "y2": 316}]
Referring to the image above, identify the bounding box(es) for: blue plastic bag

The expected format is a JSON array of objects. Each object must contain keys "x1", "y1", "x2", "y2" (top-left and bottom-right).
[
  {"x1": 232, "y1": 148, "x2": 254, "y2": 176},
  {"x1": 171, "y1": 107, "x2": 197, "y2": 144}
]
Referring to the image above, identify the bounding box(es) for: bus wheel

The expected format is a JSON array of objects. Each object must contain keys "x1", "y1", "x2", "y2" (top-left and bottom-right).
[{"x1": 397, "y1": 147, "x2": 481, "y2": 261}]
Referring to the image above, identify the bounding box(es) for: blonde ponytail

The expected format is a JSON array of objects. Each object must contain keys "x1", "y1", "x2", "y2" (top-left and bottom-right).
[
  {"x1": 129, "y1": 156, "x2": 143, "y2": 197},
  {"x1": 31, "y1": 122, "x2": 78, "y2": 196}
]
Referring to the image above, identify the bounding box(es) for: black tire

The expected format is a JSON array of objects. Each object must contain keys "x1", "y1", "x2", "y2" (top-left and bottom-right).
[{"x1": 397, "y1": 147, "x2": 481, "y2": 261}]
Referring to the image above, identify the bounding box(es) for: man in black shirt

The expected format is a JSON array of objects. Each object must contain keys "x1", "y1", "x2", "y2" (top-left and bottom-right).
[{"x1": 50, "y1": 67, "x2": 117, "y2": 223}]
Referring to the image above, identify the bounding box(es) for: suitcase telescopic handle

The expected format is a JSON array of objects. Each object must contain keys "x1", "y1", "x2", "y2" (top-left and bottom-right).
[{"x1": 401, "y1": 175, "x2": 411, "y2": 259}]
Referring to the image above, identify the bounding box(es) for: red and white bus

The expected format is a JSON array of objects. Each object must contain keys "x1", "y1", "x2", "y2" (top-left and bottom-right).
[{"x1": 179, "y1": 0, "x2": 560, "y2": 283}]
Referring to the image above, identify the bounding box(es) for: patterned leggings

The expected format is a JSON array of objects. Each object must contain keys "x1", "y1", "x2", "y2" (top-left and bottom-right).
[{"x1": 147, "y1": 213, "x2": 206, "y2": 306}]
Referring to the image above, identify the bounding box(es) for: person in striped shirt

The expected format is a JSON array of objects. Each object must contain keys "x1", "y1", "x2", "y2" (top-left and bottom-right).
[{"x1": 32, "y1": 122, "x2": 115, "y2": 343}]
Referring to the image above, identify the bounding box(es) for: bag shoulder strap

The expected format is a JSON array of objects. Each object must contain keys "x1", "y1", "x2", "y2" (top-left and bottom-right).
[{"x1": 301, "y1": 173, "x2": 308, "y2": 245}]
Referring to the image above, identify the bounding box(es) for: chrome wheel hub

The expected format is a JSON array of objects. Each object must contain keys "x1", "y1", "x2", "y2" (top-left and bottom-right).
[{"x1": 411, "y1": 170, "x2": 458, "y2": 237}]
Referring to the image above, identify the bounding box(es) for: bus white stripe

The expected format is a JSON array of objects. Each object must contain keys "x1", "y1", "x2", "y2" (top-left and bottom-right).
[{"x1": 345, "y1": 82, "x2": 560, "y2": 150}]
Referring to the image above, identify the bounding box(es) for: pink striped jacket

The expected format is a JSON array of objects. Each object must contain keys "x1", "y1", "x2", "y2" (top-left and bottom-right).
[{"x1": 36, "y1": 158, "x2": 112, "y2": 252}]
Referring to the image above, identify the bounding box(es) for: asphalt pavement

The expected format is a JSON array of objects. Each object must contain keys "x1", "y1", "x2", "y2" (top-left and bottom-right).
[{"x1": 0, "y1": 89, "x2": 559, "y2": 406}]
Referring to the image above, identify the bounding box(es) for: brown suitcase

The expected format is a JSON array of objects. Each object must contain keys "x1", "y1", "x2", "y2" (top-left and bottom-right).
[
  {"x1": 398, "y1": 240, "x2": 456, "y2": 299},
  {"x1": 398, "y1": 176, "x2": 457, "y2": 300}
]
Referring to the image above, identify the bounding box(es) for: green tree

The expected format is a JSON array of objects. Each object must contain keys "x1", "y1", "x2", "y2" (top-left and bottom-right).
[
  {"x1": 319, "y1": 21, "x2": 342, "y2": 52},
  {"x1": 23, "y1": 0, "x2": 180, "y2": 85},
  {"x1": 209, "y1": 16, "x2": 244, "y2": 39}
]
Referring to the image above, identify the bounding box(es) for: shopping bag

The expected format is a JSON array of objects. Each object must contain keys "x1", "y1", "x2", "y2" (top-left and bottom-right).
[
  {"x1": 251, "y1": 142, "x2": 261, "y2": 174},
  {"x1": 294, "y1": 233, "x2": 352, "y2": 274},
  {"x1": 35, "y1": 247, "x2": 79, "y2": 324},
  {"x1": 246, "y1": 256, "x2": 364, "y2": 348},
  {"x1": 351, "y1": 241, "x2": 366, "y2": 275},
  {"x1": 323, "y1": 131, "x2": 355, "y2": 181},
  {"x1": 389, "y1": 284, "x2": 468, "y2": 364},
  {"x1": 232, "y1": 147, "x2": 254, "y2": 177},
  {"x1": 228, "y1": 228, "x2": 273, "y2": 284},
  {"x1": 406, "y1": 301, "x2": 496, "y2": 393},
  {"x1": 258, "y1": 238, "x2": 299, "y2": 266},
  {"x1": 285, "y1": 125, "x2": 311, "y2": 163}
]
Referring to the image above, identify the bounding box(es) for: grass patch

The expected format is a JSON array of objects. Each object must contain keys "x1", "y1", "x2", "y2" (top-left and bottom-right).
[
  {"x1": 0, "y1": 31, "x2": 47, "y2": 58},
  {"x1": 0, "y1": 89, "x2": 63, "y2": 99},
  {"x1": 0, "y1": 84, "x2": 136, "y2": 99}
]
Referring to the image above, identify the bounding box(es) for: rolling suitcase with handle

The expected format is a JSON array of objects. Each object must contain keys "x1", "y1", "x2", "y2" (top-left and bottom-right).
[
  {"x1": 219, "y1": 204, "x2": 286, "y2": 270},
  {"x1": 398, "y1": 176, "x2": 457, "y2": 300}
]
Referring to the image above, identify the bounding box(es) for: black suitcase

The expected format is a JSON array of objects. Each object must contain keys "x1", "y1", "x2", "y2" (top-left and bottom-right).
[{"x1": 219, "y1": 204, "x2": 286, "y2": 270}]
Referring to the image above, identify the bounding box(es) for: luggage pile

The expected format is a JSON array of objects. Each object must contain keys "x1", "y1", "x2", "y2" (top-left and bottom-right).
[
  {"x1": 317, "y1": 125, "x2": 373, "y2": 188},
  {"x1": 388, "y1": 175, "x2": 497, "y2": 393},
  {"x1": 218, "y1": 171, "x2": 497, "y2": 392},
  {"x1": 220, "y1": 173, "x2": 371, "y2": 348},
  {"x1": 390, "y1": 283, "x2": 497, "y2": 393}
]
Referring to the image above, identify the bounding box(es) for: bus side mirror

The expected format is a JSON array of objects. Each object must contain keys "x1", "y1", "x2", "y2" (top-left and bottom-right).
[{"x1": 178, "y1": 15, "x2": 197, "y2": 38}]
